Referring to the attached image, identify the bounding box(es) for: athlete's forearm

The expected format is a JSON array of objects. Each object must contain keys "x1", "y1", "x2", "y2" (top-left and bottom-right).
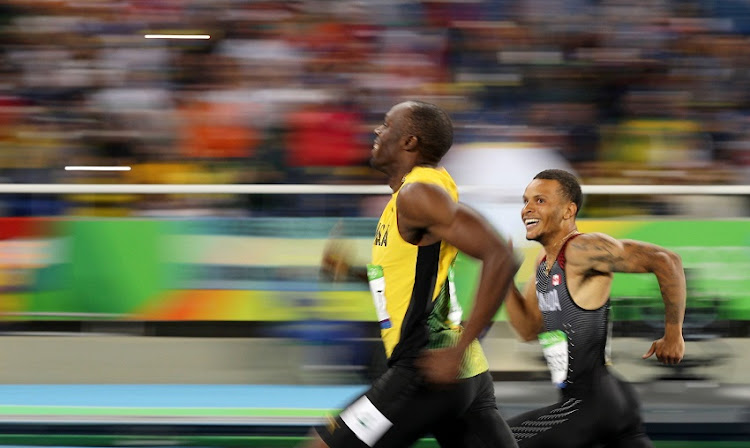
[
  {"x1": 652, "y1": 250, "x2": 686, "y2": 337},
  {"x1": 457, "y1": 252, "x2": 517, "y2": 352},
  {"x1": 503, "y1": 285, "x2": 540, "y2": 342}
]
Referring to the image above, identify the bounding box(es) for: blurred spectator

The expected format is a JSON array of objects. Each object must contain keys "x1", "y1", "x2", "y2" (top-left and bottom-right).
[
  {"x1": 284, "y1": 100, "x2": 368, "y2": 176},
  {"x1": 1, "y1": 0, "x2": 750, "y2": 217}
]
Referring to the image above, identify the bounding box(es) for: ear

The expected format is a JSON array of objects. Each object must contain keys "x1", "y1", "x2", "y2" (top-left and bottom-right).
[
  {"x1": 563, "y1": 202, "x2": 577, "y2": 220},
  {"x1": 402, "y1": 135, "x2": 419, "y2": 152}
]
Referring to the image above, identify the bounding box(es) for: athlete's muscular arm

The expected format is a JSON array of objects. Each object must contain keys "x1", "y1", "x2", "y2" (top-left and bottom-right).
[
  {"x1": 504, "y1": 253, "x2": 544, "y2": 342},
  {"x1": 397, "y1": 182, "x2": 517, "y2": 383},
  {"x1": 566, "y1": 232, "x2": 686, "y2": 364}
]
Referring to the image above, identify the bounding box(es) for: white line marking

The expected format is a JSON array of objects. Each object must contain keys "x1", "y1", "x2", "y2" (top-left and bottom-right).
[
  {"x1": 64, "y1": 166, "x2": 131, "y2": 171},
  {"x1": 144, "y1": 34, "x2": 210, "y2": 40}
]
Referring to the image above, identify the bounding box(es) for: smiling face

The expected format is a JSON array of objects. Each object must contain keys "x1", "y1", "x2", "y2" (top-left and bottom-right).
[
  {"x1": 370, "y1": 102, "x2": 413, "y2": 173},
  {"x1": 521, "y1": 178, "x2": 573, "y2": 245}
]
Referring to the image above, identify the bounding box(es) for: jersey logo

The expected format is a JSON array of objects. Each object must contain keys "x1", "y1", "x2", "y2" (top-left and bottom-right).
[
  {"x1": 552, "y1": 274, "x2": 561, "y2": 286},
  {"x1": 537, "y1": 289, "x2": 561, "y2": 312},
  {"x1": 374, "y1": 223, "x2": 389, "y2": 247}
]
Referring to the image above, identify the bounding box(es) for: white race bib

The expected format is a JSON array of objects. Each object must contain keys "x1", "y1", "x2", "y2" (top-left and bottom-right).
[
  {"x1": 538, "y1": 330, "x2": 569, "y2": 387},
  {"x1": 447, "y1": 265, "x2": 463, "y2": 326},
  {"x1": 367, "y1": 264, "x2": 391, "y2": 329},
  {"x1": 340, "y1": 396, "x2": 393, "y2": 447}
]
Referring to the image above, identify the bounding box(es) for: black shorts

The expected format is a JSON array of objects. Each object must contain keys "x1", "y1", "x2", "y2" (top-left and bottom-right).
[
  {"x1": 316, "y1": 366, "x2": 517, "y2": 448},
  {"x1": 507, "y1": 372, "x2": 653, "y2": 448}
]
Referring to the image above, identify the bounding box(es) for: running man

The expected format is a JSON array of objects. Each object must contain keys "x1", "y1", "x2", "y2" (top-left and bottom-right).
[
  {"x1": 504, "y1": 169, "x2": 686, "y2": 447},
  {"x1": 304, "y1": 101, "x2": 519, "y2": 448}
]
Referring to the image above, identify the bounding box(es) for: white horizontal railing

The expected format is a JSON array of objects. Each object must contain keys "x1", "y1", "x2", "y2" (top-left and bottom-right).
[{"x1": 0, "y1": 184, "x2": 749, "y2": 195}]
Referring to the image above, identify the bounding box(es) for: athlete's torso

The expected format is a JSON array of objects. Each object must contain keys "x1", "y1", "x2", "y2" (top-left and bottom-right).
[
  {"x1": 368, "y1": 166, "x2": 488, "y2": 378},
  {"x1": 535, "y1": 234, "x2": 611, "y2": 390}
]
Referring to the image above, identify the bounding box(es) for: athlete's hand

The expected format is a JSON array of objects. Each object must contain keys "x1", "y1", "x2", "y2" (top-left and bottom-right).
[
  {"x1": 417, "y1": 347, "x2": 463, "y2": 384},
  {"x1": 320, "y1": 221, "x2": 353, "y2": 282},
  {"x1": 321, "y1": 245, "x2": 350, "y2": 281},
  {"x1": 642, "y1": 334, "x2": 684, "y2": 365}
]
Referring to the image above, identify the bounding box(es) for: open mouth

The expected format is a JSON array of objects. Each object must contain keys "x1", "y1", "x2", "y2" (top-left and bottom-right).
[{"x1": 524, "y1": 218, "x2": 540, "y2": 230}]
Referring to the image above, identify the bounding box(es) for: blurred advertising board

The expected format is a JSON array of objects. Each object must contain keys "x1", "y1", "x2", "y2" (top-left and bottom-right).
[{"x1": 0, "y1": 217, "x2": 747, "y2": 321}]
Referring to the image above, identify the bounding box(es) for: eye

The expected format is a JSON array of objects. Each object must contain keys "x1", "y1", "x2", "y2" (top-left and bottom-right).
[{"x1": 537, "y1": 199, "x2": 545, "y2": 204}]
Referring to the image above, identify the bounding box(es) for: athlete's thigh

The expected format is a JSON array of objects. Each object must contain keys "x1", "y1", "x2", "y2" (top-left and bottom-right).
[
  {"x1": 434, "y1": 407, "x2": 518, "y2": 448},
  {"x1": 602, "y1": 376, "x2": 653, "y2": 448},
  {"x1": 375, "y1": 374, "x2": 485, "y2": 447},
  {"x1": 507, "y1": 398, "x2": 596, "y2": 448},
  {"x1": 432, "y1": 371, "x2": 517, "y2": 448},
  {"x1": 316, "y1": 366, "x2": 464, "y2": 448}
]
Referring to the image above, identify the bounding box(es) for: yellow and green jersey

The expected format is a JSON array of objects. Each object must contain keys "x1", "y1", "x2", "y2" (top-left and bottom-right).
[{"x1": 367, "y1": 166, "x2": 488, "y2": 379}]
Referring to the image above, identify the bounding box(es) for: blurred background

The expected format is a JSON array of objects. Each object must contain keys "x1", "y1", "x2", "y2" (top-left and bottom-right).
[{"x1": 0, "y1": 0, "x2": 748, "y2": 447}]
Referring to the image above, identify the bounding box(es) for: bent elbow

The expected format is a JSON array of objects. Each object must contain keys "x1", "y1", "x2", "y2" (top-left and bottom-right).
[
  {"x1": 652, "y1": 249, "x2": 682, "y2": 275},
  {"x1": 664, "y1": 250, "x2": 684, "y2": 274},
  {"x1": 511, "y1": 320, "x2": 542, "y2": 342},
  {"x1": 519, "y1": 331, "x2": 538, "y2": 343},
  {"x1": 669, "y1": 250, "x2": 683, "y2": 269}
]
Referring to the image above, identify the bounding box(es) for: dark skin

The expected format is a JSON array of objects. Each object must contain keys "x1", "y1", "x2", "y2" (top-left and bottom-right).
[
  {"x1": 306, "y1": 102, "x2": 517, "y2": 448},
  {"x1": 320, "y1": 101, "x2": 516, "y2": 381},
  {"x1": 375, "y1": 102, "x2": 516, "y2": 383},
  {"x1": 399, "y1": 182, "x2": 516, "y2": 382},
  {"x1": 504, "y1": 178, "x2": 686, "y2": 364}
]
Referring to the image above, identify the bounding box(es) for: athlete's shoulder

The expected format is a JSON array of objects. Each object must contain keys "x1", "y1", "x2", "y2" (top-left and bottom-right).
[
  {"x1": 403, "y1": 166, "x2": 454, "y2": 187},
  {"x1": 402, "y1": 166, "x2": 457, "y2": 200},
  {"x1": 565, "y1": 232, "x2": 624, "y2": 269},
  {"x1": 567, "y1": 232, "x2": 620, "y2": 252},
  {"x1": 397, "y1": 181, "x2": 455, "y2": 220}
]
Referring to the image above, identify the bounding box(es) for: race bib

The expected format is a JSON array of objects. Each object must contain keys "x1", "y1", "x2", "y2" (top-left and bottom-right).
[
  {"x1": 538, "y1": 330, "x2": 569, "y2": 387},
  {"x1": 340, "y1": 396, "x2": 393, "y2": 447},
  {"x1": 367, "y1": 264, "x2": 391, "y2": 329},
  {"x1": 447, "y1": 265, "x2": 463, "y2": 326}
]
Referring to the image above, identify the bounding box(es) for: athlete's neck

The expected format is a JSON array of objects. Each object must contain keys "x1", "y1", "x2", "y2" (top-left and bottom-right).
[
  {"x1": 543, "y1": 227, "x2": 579, "y2": 272},
  {"x1": 388, "y1": 164, "x2": 437, "y2": 192}
]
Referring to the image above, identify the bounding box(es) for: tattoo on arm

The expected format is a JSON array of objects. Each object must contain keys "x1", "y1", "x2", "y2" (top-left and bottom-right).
[
  {"x1": 571, "y1": 238, "x2": 628, "y2": 273},
  {"x1": 573, "y1": 235, "x2": 685, "y2": 330},
  {"x1": 588, "y1": 244, "x2": 624, "y2": 271}
]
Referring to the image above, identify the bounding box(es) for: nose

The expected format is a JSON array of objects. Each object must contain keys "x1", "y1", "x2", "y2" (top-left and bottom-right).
[
  {"x1": 374, "y1": 125, "x2": 382, "y2": 135},
  {"x1": 521, "y1": 202, "x2": 532, "y2": 217}
]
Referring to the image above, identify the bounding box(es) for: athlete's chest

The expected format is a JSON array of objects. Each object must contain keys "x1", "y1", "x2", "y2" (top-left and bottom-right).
[
  {"x1": 372, "y1": 197, "x2": 416, "y2": 263},
  {"x1": 536, "y1": 263, "x2": 567, "y2": 314}
]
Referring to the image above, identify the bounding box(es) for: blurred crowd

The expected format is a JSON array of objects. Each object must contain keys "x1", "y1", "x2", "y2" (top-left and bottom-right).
[{"x1": 1, "y1": 0, "x2": 750, "y2": 217}]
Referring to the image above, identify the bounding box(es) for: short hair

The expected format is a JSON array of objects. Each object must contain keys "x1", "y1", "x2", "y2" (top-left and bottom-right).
[
  {"x1": 534, "y1": 169, "x2": 583, "y2": 216},
  {"x1": 403, "y1": 101, "x2": 453, "y2": 164}
]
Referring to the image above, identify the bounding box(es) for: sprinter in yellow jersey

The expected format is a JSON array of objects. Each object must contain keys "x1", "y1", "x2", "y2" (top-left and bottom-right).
[{"x1": 304, "y1": 101, "x2": 519, "y2": 448}]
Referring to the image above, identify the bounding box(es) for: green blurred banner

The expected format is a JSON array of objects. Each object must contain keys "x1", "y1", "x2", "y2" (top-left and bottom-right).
[
  {"x1": 457, "y1": 220, "x2": 750, "y2": 321},
  {"x1": 1, "y1": 218, "x2": 748, "y2": 321}
]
